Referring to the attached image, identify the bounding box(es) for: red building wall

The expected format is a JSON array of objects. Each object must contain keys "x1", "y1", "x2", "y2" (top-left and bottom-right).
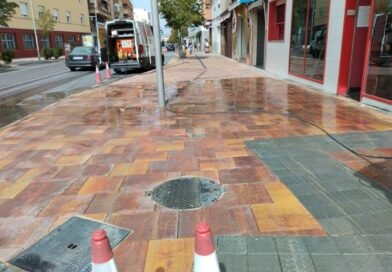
[{"x1": 0, "y1": 28, "x2": 89, "y2": 58}]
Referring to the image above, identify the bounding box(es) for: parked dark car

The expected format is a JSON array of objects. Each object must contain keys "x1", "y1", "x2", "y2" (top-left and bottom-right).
[
  {"x1": 65, "y1": 46, "x2": 101, "y2": 71},
  {"x1": 166, "y1": 44, "x2": 175, "y2": 51}
]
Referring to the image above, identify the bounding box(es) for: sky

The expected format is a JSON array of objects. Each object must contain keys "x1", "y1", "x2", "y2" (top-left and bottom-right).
[{"x1": 132, "y1": 0, "x2": 170, "y2": 37}]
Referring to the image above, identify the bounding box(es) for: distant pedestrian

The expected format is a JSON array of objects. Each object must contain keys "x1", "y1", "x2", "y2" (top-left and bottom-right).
[{"x1": 204, "y1": 39, "x2": 210, "y2": 53}]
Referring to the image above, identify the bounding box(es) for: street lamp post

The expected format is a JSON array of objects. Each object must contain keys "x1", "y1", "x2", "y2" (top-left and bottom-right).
[
  {"x1": 28, "y1": 0, "x2": 41, "y2": 61},
  {"x1": 94, "y1": 0, "x2": 101, "y2": 60},
  {"x1": 151, "y1": 0, "x2": 166, "y2": 108}
]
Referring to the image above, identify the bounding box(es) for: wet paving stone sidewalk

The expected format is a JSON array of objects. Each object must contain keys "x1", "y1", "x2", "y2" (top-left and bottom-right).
[{"x1": 0, "y1": 55, "x2": 391, "y2": 271}]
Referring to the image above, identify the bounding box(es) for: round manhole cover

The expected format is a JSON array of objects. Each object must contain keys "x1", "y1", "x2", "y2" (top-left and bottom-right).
[{"x1": 151, "y1": 176, "x2": 224, "y2": 210}]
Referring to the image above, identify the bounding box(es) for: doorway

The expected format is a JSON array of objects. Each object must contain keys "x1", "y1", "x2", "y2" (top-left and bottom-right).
[
  {"x1": 256, "y1": 8, "x2": 266, "y2": 68},
  {"x1": 237, "y1": 16, "x2": 246, "y2": 61},
  {"x1": 338, "y1": 0, "x2": 371, "y2": 100}
]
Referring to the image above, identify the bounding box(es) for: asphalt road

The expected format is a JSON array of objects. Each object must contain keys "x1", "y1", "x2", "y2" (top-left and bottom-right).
[{"x1": 0, "y1": 52, "x2": 175, "y2": 128}]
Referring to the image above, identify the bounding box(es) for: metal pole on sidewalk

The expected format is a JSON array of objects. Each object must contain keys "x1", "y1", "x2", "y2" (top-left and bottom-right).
[
  {"x1": 94, "y1": 0, "x2": 101, "y2": 62},
  {"x1": 29, "y1": 0, "x2": 41, "y2": 61},
  {"x1": 151, "y1": 0, "x2": 166, "y2": 108}
]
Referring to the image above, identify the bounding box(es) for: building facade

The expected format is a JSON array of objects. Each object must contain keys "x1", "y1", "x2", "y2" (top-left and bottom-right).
[
  {"x1": 0, "y1": 0, "x2": 91, "y2": 58},
  {"x1": 211, "y1": 0, "x2": 391, "y2": 111},
  {"x1": 133, "y1": 8, "x2": 151, "y2": 24}
]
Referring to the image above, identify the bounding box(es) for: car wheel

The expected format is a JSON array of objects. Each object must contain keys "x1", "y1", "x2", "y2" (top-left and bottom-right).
[{"x1": 69, "y1": 67, "x2": 76, "y2": 71}]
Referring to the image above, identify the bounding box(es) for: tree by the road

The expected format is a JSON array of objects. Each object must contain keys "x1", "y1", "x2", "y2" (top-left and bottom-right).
[
  {"x1": 160, "y1": 0, "x2": 204, "y2": 56},
  {"x1": 37, "y1": 9, "x2": 56, "y2": 40},
  {"x1": 0, "y1": 0, "x2": 18, "y2": 27}
]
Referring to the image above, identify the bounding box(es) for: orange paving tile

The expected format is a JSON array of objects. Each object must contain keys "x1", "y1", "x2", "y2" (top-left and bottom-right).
[
  {"x1": 156, "y1": 142, "x2": 185, "y2": 151},
  {"x1": 110, "y1": 162, "x2": 149, "y2": 176},
  {"x1": 78, "y1": 176, "x2": 123, "y2": 194},
  {"x1": 55, "y1": 155, "x2": 91, "y2": 166},
  {"x1": 251, "y1": 182, "x2": 326, "y2": 235},
  {"x1": 144, "y1": 238, "x2": 194, "y2": 272}
]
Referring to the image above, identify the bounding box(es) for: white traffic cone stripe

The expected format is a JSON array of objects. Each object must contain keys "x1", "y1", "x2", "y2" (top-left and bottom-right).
[
  {"x1": 193, "y1": 251, "x2": 220, "y2": 272},
  {"x1": 92, "y1": 258, "x2": 118, "y2": 272}
]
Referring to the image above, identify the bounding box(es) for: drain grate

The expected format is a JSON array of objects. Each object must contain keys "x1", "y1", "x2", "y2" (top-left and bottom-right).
[
  {"x1": 151, "y1": 176, "x2": 224, "y2": 210},
  {"x1": 9, "y1": 217, "x2": 131, "y2": 272}
]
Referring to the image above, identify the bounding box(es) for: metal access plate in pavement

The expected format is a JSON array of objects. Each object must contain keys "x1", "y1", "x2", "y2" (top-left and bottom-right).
[{"x1": 9, "y1": 217, "x2": 131, "y2": 272}]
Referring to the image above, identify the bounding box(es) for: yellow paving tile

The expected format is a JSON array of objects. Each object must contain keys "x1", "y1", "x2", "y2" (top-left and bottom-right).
[
  {"x1": 105, "y1": 138, "x2": 134, "y2": 146},
  {"x1": 156, "y1": 142, "x2": 185, "y2": 151},
  {"x1": 251, "y1": 182, "x2": 325, "y2": 235},
  {"x1": 0, "y1": 160, "x2": 11, "y2": 170},
  {"x1": 32, "y1": 142, "x2": 65, "y2": 150},
  {"x1": 125, "y1": 131, "x2": 150, "y2": 137},
  {"x1": 110, "y1": 162, "x2": 149, "y2": 176},
  {"x1": 78, "y1": 176, "x2": 122, "y2": 194},
  {"x1": 0, "y1": 168, "x2": 41, "y2": 198},
  {"x1": 215, "y1": 148, "x2": 249, "y2": 158},
  {"x1": 144, "y1": 238, "x2": 194, "y2": 272},
  {"x1": 55, "y1": 155, "x2": 91, "y2": 166},
  {"x1": 84, "y1": 213, "x2": 107, "y2": 222},
  {"x1": 96, "y1": 144, "x2": 115, "y2": 154},
  {"x1": 200, "y1": 158, "x2": 235, "y2": 171},
  {"x1": 134, "y1": 152, "x2": 168, "y2": 163}
]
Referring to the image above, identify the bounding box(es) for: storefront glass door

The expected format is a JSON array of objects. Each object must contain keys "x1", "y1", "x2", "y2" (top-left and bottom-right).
[
  {"x1": 364, "y1": 0, "x2": 392, "y2": 102},
  {"x1": 289, "y1": 0, "x2": 330, "y2": 82}
]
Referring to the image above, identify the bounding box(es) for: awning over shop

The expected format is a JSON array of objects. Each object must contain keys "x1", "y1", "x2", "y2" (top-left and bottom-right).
[
  {"x1": 248, "y1": 0, "x2": 264, "y2": 10},
  {"x1": 218, "y1": 11, "x2": 232, "y2": 24},
  {"x1": 229, "y1": 0, "x2": 257, "y2": 11}
]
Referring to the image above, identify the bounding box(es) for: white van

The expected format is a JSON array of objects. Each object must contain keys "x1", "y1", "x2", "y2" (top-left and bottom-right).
[{"x1": 105, "y1": 19, "x2": 160, "y2": 73}]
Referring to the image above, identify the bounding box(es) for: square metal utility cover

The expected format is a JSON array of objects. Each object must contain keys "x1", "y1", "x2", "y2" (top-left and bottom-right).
[{"x1": 9, "y1": 217, "x2": 131, "y2": 272}]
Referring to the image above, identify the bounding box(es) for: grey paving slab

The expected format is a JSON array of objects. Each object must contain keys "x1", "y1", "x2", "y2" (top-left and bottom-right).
[
  {"x1": 279, "y1": 254, "x2": 316, "y2": 272},
  {"x1": 217, "y1": 254, "x2": 247, "y2": 272},
  {"x1": 377, "y1": 254, "x2": 392, "y2": 272},
  {"x1": 248, "y1": 255, "x2": 282, "y2": 272},
  {"x1": 276, "y1": 237, "x2": 308, "y2": 255},
  {"x1": 343, "y1": 255, "x2": 384, "y2": 272},
  {"x1": 297, "y1": 194, "x2": 344, "y2": 219},
  {"x1": 311, "y1": 255, "x2": 350, "y2": 272},
  {"x1": 217, "y1": 236, "x2": 247, "y2": 255},
  {"x1": 319, "y1": 217, "x2": 359, "y2": 236},
  {"x1": 285, "y1": 182, "x2": 321, "y2": 197},
  {"x1": 302, "y1": 237, "x2": 339, "y2": 254},
  {"x1": 350, "y1": 211, "x2": 392, "y2": 234},
  {"x1": 367, "y1": 235, "x2": 392, "y2": 253},
  {"x1": 334, "y1": 236, "x2": 374, "y2": 254},
  {"x1": 246, "y1": 237, "x2": 277, "y2": 255}
]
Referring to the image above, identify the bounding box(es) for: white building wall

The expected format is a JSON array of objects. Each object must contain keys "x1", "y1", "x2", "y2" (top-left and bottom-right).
[
  {"x1": 211, "y1": 0, "x2": 221, "y2": 54},
  {"x1": 134, "y1": 8, "x2": 151, "y2": 24},
  {"x1": 265, "y1": 0, "x2": 345, "y2": 94}
]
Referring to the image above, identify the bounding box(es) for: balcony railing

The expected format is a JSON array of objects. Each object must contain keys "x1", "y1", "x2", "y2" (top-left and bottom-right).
[{"x1": 88, "y1": 3, "x2": 111, "y2": 18}]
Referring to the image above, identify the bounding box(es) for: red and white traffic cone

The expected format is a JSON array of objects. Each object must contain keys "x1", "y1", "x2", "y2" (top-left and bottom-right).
[
  {"x1": 105, "y1": 62, "x2": 112, "y2": 79},
  {"x1": 95, "y1": 64, "x2": 102, "y2": 84},
  {"x1": 91, "y1": 229, "x2": 118, "y2": 272},
  {"x1": 193, "y1": 222, "x2": 220, "y2": 272}
]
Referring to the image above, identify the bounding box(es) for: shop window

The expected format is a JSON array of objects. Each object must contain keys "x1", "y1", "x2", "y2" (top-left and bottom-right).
[
  {"x1": 23, "y1": 33, "x2": 35, "y2": 49},
  {"x1": 364, "y1": 0, "x2": 392, "y2": 102},
  {"x1": 41, "y1": 36, "x2": 50, "y2": 48},
  {"x1": 268, "y1": 0, "x2": 286, "y2": 41},
  {"x1": 68, "y1": 35, "x2": 75, "y2": 45},
  {"x1": 55, "y1": 35, "x2": 64, "y2": 48},
  {"x1": 289, "y1": 0, "x2": 329, "y2": 82},
  {"x1": 1, "y1": 33, "x2": 16, "y2": 49}
]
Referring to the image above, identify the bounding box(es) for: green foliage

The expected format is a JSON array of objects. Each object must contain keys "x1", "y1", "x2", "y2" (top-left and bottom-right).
[
  {"x1": 0, "y1": 0, "x2": 18, "y2": 27},
  {"x1": 168, "y1": 29, "x2": 179, "y2": 44},
  {"x1": 37, "y1": 9, "x2": 56, "y2": 38},
  {"x1": 42, "y1": 47, "x2": 53, "y2": 60},
  {"x1": 1, "y1": 50, "x2": 15, "y2": 64},
  {"x1": 52, "y1": 47, "x2": 63, "y2": 59},
  {"x1": 160, "y1": 0, "x2": 203, "y2": 49}
]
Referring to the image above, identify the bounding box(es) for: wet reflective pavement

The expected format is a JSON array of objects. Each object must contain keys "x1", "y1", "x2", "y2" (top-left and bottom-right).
[{"x1": 0, "y1": 54, "x2": 391, "y2": 271}]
